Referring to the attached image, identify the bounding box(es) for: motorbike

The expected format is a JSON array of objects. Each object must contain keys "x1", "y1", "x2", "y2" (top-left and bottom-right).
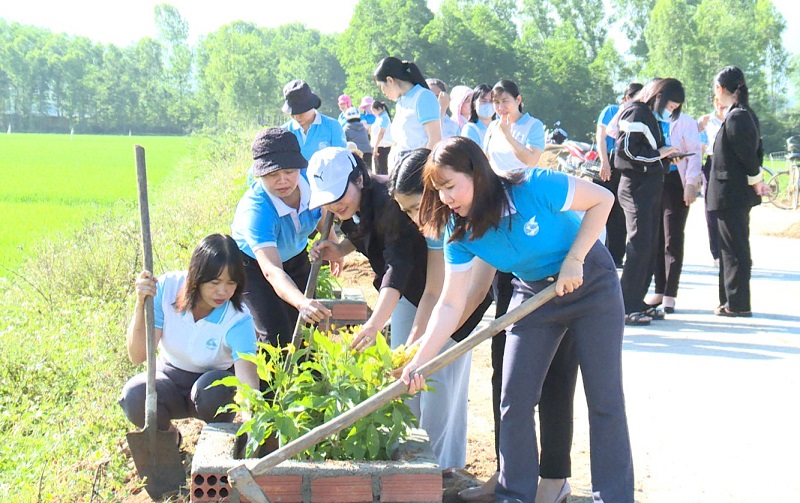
[
  {"x1": 555, "y1": 140, "x2": 603, "y2": 181},
  {"x1": 546, "y1": 121, "x2": 568, "y2": 145}
]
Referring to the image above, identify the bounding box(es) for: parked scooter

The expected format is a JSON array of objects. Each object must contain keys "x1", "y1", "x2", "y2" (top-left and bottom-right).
[{"x1": 556, "y1": 140, "x2": 602, "y2": 181}]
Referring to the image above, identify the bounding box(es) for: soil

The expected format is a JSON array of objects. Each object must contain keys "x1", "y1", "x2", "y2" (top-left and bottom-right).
[{"x1": 118, "y1": 207, "x2": 799, "y2": 502}]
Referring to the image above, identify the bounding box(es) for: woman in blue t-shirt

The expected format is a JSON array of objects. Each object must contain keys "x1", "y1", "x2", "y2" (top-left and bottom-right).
[
  {"x1": 119, "y1": 234, "x2": 260, "y2": 439},
  {"x1": 373, "y1": 57, "x2": 442, "y2": 171},
  {"x1": 460, "y1": 83, "x2": 494, "y2": 147},
  {"x1": 231, "y1": 128, "x2": 338, "y2": 347},
  {"x1": 403, "y1": 136, "x2": 634, "y2": 503}
]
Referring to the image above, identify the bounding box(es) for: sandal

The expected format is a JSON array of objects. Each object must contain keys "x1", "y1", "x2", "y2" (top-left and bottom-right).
[
  {"x1": 642, "y1": 306, "x2": 666, "y2": 320},
  {"x1": 625, "y1": 312, "x2": 652, "y2": 326},
  {"x1": 714, "y1": 305, "x2": 752, "y2": 318}
]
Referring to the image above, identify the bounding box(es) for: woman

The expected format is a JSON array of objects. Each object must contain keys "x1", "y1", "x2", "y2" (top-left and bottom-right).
[
  {"x1": 343, "y1": 106, "x2": 374, "y2": 168},
  {"x1": 230, "y1": 128, "x2": 338, "y2": 347},
  {"x1": 475, "y1": 80, "x2": 576, "y2": 503},
  {"x1": 390, "y1": 148, "x2": 494, "y2": 473},
  {"x1": 370, "y1": 100, "x2": 394, "y2": 175},
  {"x1": 461, "y1": 83, "x2": 494, "y2": 147},
  {"x1": 402, "y1": 136, "x2": 633, "y2": 503},
  {"x1": 698, "y1": 96, "x2": 727, "y2": 265},
  {"x1": 645, "y1": 103, "x2": 704, "y2": 313},
  {"x1": 337, "y1": 94, "x2": 353, "y2": 127},
  {"x1": 373, "y1": 57, "x2": 442, "y2": 170},
  {"x1": 119, "y1": 234, "x2": 259, "y2": 437},
  {"x1": 483, "y1": 79, "x2": 545, "y2": 175},
  {"x1": 307, "y1": 146, "x2": 489, "y2": 471},
  {"x1": 706, "y1": 66, "x2": 771, "y2": 317},
  {"x1": 614, "y1": 78, "x2": 682, "y2": 325},
  {"x1": 449, "y1": 84, "x2": 474, "y2": 131},
  {"x1": 281, "y1": 79, "x2": 346, "y2": 161}
]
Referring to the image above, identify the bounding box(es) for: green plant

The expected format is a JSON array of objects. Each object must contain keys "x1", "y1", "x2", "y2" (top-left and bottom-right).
[
  {"x1": 305, "y1": 233, "x2": 342, "y2": 298},
  {"x1": 216, "y1": 327, "x2": 418, "y2": 460}
]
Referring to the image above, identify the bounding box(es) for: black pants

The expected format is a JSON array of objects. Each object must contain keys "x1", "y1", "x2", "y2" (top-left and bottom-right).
[
  {"x1": 241, "y1": 249, "x2": 311, "y2": 346},
  {"x1": 618, "y1": 169, "x2": 664, "y2": 314},
  {"x1": 594, "y1": 158, "x2": 627, "y2": 266},
  {"x1": 373, "y1": 146, "x2": 391, "y2": 175},
  {"x1": 119, "y1": 360, "x2": 235, "y2": 430},
  {"x1": 492, "y1": 271, "x2": 578, "y2": 477},
  {"x1": 715, "y1": 206, "x2": 752, "y2": 312},
  {"x1": 702, "y1": 156, "x2": 721, "y2": 260},
  {"x1": 653, "y1": 170, "x2": 690, "y2": 297}
]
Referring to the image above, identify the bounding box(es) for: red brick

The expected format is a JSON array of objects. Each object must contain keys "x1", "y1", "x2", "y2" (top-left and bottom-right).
[
  {"x1": 380, "y1": 473, "x2": 442, "y2": 502},
  {"x1": 250, "y1": 474, "x2": 304, "y2": 503},
  {"x1": 310, "y1": 475, "x2": 373, "y2": 502}
]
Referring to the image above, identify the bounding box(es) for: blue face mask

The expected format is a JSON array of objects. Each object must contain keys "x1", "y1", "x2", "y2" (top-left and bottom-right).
[
  {"x1": 477, "y1": 102, "x2": 495, "y2": 119},
  {"x1": 656, "y1": 109, "x2": 672, "y2": 122}
]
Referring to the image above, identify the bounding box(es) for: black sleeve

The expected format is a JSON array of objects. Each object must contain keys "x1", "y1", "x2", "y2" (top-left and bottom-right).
[
  {"x1": 726, "y1": 110, "x2": 762, "y2": 178},
  {"x1": 616, "y1": 106, "x2": 662, "y2": 164},
  {"x1": 376, "y1": 200, "x2": 425, "y2": 295}
]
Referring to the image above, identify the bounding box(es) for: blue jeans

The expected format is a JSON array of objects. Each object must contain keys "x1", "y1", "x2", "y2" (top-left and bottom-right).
[{"x1": 497, "y1": 242, "x2": 634, "y2": 503}]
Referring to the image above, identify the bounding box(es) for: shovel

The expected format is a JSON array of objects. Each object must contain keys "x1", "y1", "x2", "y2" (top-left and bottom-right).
[
  {"x1": 228, "y1": 283, "x2": 558, "y2": 503},
  {"x1": 126, "y1": 145, "x2": 186, "y2": 499}
]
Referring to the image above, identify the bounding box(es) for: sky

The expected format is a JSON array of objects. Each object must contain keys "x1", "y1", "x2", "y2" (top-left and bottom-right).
[{"x1": 0, "y1": 0, "x2": 797, "y2": 54}]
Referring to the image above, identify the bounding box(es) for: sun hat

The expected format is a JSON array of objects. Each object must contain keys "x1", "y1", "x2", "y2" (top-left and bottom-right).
[
  {"x1": 250, "y1": 127, "x2": 308, "y2": 176},
  {"x1": 307, "y1": 147, "x2": 358, "y2": 209},
  {"x1": 358, "y1": 96, "x2": 374, "y2": 110},
  {"x1": 282, "y1": 80, "x2": 321, "y2": 115},
  {"x1": 338, "y1": 94, "x2": 352, "y2": 107},
  {"x1": 343, "y1": 107, "x2": 361, "y2": 121}
]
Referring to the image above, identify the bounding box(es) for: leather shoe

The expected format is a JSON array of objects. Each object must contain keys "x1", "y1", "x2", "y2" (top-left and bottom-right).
[
  {"x1": 458, "y1": 471, "x2": 498, "y2": 502},
  {"x1": 535, "y1": 478, "x2": 571, "y2": 503}
]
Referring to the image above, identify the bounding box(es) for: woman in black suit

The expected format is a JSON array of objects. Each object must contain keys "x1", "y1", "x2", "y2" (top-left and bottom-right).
[{"x1": 706, "y1": 66, "x2": 770, "y2": 317}]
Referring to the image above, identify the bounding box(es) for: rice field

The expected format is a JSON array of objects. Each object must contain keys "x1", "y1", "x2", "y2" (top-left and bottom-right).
[{"x1": 0, "y1": 133, "x2": 191, "y2": 272}]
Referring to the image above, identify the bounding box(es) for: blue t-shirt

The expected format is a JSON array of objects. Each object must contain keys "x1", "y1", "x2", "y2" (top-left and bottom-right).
[
  {"x1": 444, "y1": 169, "x2": 581, "y2": 281},
  {"x1": 391, "y1": 84, "x2": 441, "y2": 151},
  {"x1": 282, "y1": 111, "x2": 347, "y2": 161},
  {"x1": 231, "y1": 176, "x2": 321, "y2": 262},
  {"x1": 597, "y1": 104, "x2": 620, "y2": 153},
  {"x1": 461, "y1": 121, "x2": 488, "y2": 147}
]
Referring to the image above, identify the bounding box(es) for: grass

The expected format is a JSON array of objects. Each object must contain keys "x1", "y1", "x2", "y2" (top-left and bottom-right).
[
  {"x1": 0, "y1": 127, "x2": 256, "y2": 501},
  {"x1": 0, "y1": 133, "x2": 191, "y2": 271}
]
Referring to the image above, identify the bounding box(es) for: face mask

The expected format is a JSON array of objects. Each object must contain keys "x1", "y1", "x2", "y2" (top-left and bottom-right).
[
  {"x1": 657, "y1": 109, "x2": 672, "y2": 122},
  {"x1": 477, "y1": 102, "x2": 494, "y2": 118}
]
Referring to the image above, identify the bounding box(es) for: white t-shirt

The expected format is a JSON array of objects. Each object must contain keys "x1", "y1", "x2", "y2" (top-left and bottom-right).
[
  {"x1": 483, "y1": 113, "x2": 545, "y2": 177},
  {"x1": 155, "y1": 271, "x2": 256, "y2": 373}
]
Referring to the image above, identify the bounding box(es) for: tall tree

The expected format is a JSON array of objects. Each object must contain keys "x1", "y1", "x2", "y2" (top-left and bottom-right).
[
  {"x1": 154, "y1": 4, "x2": 195, "y2": 131},
  {"x1": 337, "y1": 0, "x2": 434, "y2": 101}
]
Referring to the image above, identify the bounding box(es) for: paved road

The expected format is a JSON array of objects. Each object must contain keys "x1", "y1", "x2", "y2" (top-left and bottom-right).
[{"x1": 566, "y1": 203, "x2": 800, "y2": 502}]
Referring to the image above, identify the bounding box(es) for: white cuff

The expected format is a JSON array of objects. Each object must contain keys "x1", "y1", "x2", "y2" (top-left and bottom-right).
[{"x1": 747, "y1": 171, "x2": 763, "y2": 185}]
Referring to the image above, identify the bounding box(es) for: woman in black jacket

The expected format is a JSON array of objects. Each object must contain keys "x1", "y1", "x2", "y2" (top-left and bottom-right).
[
  {"x1": 706, "y1": 66, "x2": 770, "y2": 317},
  {"x1": 614, "y1": 79, "x2": 681, "y2": 325}
]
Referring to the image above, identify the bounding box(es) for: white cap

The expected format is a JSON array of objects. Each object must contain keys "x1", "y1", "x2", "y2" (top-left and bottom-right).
[
  {"x1": 343, "y1": 107, "x2": 361, "y2": 121},
  {"x1": 307, "y1": 147, "x2": 358, "y2": 209}
]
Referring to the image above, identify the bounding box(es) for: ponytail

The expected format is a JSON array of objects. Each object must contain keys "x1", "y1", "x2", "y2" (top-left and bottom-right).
[
  {"x1": 715, "y1": 66, "x2": 749, "y2": 107},
  {"x1": 374, "y1": 57, "x2": 429, "y2": 89}
]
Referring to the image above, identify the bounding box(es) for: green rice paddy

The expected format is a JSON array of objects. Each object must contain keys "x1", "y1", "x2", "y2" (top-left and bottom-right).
[{"x1": 0, "y1": 133, "x2": 191, "y2": 272}]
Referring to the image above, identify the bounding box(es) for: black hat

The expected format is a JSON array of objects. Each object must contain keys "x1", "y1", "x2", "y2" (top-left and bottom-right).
[
  {"x1": 251, "y1": 127, "x2": 308, "y2": 177},
  {"x1": 282, "y1": 80, "x2": 322, "y2": 115}
]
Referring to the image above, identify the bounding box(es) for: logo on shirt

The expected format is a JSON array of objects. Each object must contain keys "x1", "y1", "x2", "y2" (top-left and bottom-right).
[
  {"x1": 205, "y1": 338, "x2": 219, "y2": 351},
  {"x1": 318, "y1": 141, "x2": 330, "y2": 150},
  {"x1": 524, "y1": 215, "x2": 540, "y2": 236}
]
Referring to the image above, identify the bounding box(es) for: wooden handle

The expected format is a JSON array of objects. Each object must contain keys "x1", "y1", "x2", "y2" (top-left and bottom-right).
[
  {"x1": 285, "y1": 211, "x2": 335, "y2": 361},
  {"x1": 229, "y1": 283, "x2": 557, "y2": 500},
  {"x1": 135, "y1": 145, "x2": 158, "y2": 431}
]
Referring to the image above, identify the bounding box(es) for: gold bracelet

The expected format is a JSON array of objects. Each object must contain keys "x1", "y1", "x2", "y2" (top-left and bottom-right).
[{"x1": 566, "y1": 254, "x2": 584, "y2": 265}]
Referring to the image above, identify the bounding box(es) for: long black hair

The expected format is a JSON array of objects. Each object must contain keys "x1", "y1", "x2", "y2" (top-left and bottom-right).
[
  {"x1": 389, "y1": 148, "x2": 430, "y2": 197},
  {"x1": 468, "y1": 84, "x2": 492, "y2": 123},
  {"x1": 373, "y1": 57, "x2": 429, "y2": 89},
  {"x1": 715, "y1": 66, "x2": 749, "y2": 107},
  {"x1": 639, "y1": 78, "x2": 685, "y2": 120},
  {"x1": 175, "y1": 234, "x2": 246, "y2": 313},
  {"x1": 371, "y1": 100, "x2": 391, "y2": 120}
]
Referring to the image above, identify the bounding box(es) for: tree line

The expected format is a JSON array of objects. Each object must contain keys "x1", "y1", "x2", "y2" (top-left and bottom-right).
[{"x1": 1, "y1": 0, "x2": 798, "y2": 149}]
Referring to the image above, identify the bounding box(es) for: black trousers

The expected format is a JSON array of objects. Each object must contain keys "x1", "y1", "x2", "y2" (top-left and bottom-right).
[
  {"x1": 715, "y1": 206, "x2": 752, "y2": 312},
  {"x1": 241, "y1": 249, "x2": 311, "y2": 346},
  {"x1": 653, "y1": 170, "x2": 690, "y2": 297},
  {"x1": 594, "y1": 157, "x2": 627, "y2": 266},
  {"x1": 618, "y1": 169, "x2": 664, "y2": 314},
  {"x1": 492, "y1": 271, "x2": 578, "y2": 477},
  {"x1": 702, "y1": 156, "x2": 721, "y2": 260},
  {"x1": 373, "y1": 146, "x2": 391, "y2": 175}
]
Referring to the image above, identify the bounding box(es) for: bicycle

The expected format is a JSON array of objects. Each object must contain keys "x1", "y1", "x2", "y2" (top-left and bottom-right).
[{"x1": 767, "y1": 136, "x2": 800, "y2": 210}]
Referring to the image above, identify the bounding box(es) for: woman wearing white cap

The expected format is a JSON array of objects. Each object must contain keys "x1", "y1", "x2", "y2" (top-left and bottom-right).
[
  {"x1": 306, "y1": 147, "x2": 491, "y2": 472},
  {"x1": 231, "y1": 128, "x2": 339, "y2": 347}
]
